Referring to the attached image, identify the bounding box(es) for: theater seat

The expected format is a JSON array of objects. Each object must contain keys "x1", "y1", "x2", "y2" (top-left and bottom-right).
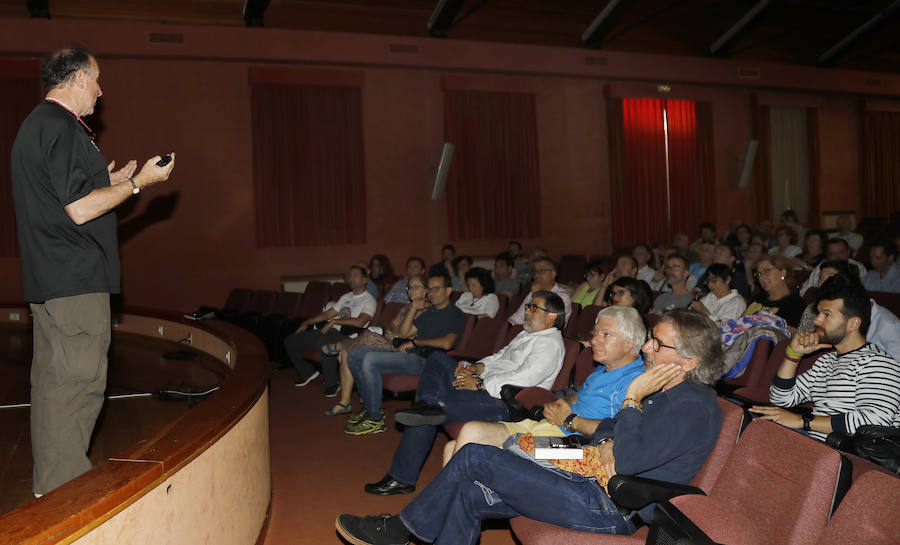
[
  {"x1": 649, "y1": 419, "x2": 850, "y2": 545},
  {"x1": 510, "y1": 398, "x2": 748, "y2": 545},
  {"x1": 816, "y1": 471, "x2": 900, "y2": 545},
  {"x1": 566, "y1": 305, "x2": 601, "y2": 341},
  {"x1": 729, "y1": 339, "x2": 831, "y2": 406},
  {"x1": 448, "y1": 316, "x2": 509, "y2": 362}
]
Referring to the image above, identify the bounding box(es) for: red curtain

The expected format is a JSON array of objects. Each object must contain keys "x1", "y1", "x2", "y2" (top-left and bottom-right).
[
  {"x1": 443, "y1": 90, "x2": 541, "y2": 240},
  {"x1": 609, "y1": 97, "x2": 714, "y2": 249},
  {"x1": 250, "y1": 83, "x2": 366, "y2": 247},
  {"x1": 862, "y1": 110, "x2": 900, "y2": 219},
  {"x1": 752, "y1": 99, "x2": 773, "y2": 221},
  {"x1": 0, "y1": 60, "x2": 42, "y2": 258},
  {"x1": 668, "y1": 100, "x2": 716, "y2": 236}
]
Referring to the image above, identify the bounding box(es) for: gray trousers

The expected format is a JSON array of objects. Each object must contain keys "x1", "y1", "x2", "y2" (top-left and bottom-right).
[{"x1": 29, "y1": 292, "x2": 110, "y2": 495}]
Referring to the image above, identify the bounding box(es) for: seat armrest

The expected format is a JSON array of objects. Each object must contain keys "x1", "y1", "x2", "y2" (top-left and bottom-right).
[
  {"x1": 607, "y1": 475, "x2": 705, "y2": 511},
  {"x1": 514, "y1": 387, "x2": 557, "y2": 409}
]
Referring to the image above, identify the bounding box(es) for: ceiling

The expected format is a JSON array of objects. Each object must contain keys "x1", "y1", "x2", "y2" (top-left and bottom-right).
[{"x1": 2, "y1": 0, "x2": 899, "y2": 74}]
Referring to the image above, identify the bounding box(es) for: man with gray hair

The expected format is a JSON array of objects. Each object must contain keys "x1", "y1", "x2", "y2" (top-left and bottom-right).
[
  {"x1": 363, "y1": 291, "x2": 567, "y2": 496},
  {"x1": 11, "y1": 45, "x2": 175, "y2": 496},
  {"x1": 445, "y1": 305, "x2": 648, "y2": 457},
  {"x1": 336, "y1": 309, "x2": 726, "y2": 544}
]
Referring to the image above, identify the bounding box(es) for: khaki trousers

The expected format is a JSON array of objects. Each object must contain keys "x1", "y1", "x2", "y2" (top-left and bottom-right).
[{"x1": 29, "y1": 292, "x2": 110, "y2": 495}]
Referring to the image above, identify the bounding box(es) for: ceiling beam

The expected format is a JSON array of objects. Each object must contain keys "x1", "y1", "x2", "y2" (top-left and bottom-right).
[
  {"x1": 709, "y1": 0, "x2": 773, "y2": 57},
  {"x1": 818, "y1": 0, "x2": 900, "y2": 66},
  {"x1": 581, "y1": 0, "x2": 636, "y2": 49}
]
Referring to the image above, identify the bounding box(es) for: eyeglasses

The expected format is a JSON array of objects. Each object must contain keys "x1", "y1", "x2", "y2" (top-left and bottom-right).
[
  {"x1": 426, "y1": 286, "x2": 446, "y2": 293},
  {"x1": 524, "y1": 302, "x2": 552, "y2": 313},
  {"x1": 664, "y1": 264, "x2": 684, "y2": 271},
  {"x1": 646, "y1": 332, "x2": 677, "y2": 352},
  {"x1": 611, "y1": 288, "x2": 631, "y2": 298},
  {"x1": 407, "y1": 284, "x2": 425, "y2": 291},
  {"x1": 754, "y1": 267, "x2": 778, "y2": 279}
]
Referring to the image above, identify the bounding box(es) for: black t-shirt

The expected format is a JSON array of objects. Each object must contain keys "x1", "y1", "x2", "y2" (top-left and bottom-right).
[
  {"x1": 414, "y1": 303, "x2": 467, "y2": 348},
  {"x1": 745, "y1": 292, "x2": 806, "y2": 328},
  {"x1": 11, "y1": 100, "x2": 119, "y2": 303}
]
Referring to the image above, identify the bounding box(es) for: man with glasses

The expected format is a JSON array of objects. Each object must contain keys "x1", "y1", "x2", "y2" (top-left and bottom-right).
[
  {"x1": 444, "y1": 306, "x2": 647, "y2": 460},
  {"x1": 384, "y1": 257, "x2": 427, "y2": 304},
  {"x1": 345, "y1": 273, "x2": 467, "y2": 435},
  {"x1": 653, "y1": 255, "x2": 694, "y2": 313},
  {"x1": 800, "y1": 238, "x2": 867, "y2": 296},
  {"x1": 508, "y1": 257, "x2": 572, "y2": 326},
  {"x1": 336, "y1": 309, "x2": 725, "y2": 544},
  {"x1": 363, "y1": 291, "x2": 566, "y2": 496}
]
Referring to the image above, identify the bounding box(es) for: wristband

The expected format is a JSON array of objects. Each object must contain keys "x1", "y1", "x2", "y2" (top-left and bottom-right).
[
  {"x1": 621, "y1": 397, "x2": 642, "y2": 412},
  {"x1": 785, "y1": 345, "x2": 803, "y2": 359}
]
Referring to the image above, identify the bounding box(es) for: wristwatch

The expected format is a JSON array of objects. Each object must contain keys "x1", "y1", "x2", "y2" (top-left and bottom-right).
[
  {"x1": 474, "y1": 377, "x2": 484, "y2": 391},
  {"x1": 127, "y1": 176, "x2": 140, "y2": 195},
  {"x1": 801, "y1": 413, "x2": 814, "y2": 432},
  {"x1": 563, "y1": 413, "x2": 578, "y2": 433}
]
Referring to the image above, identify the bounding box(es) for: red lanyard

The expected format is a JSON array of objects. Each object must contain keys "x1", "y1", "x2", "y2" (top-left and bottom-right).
[{"x1": 44, "y1": 98, "x2": 96, "y2": 141}]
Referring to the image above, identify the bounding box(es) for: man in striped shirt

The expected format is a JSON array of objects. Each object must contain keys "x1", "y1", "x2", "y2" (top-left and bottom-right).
[{"x1": 752, "y1": 280, "x2": 900, "y2": 441}]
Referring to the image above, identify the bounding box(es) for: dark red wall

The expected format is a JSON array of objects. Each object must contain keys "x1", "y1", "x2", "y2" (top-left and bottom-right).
[{"x1": 0, "y1": 18, "x2": 897, "y2": 311}]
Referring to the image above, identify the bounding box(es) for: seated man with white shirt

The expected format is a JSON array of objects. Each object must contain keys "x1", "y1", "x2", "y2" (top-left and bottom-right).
[
  {"x1": 363, "y1": 291, "x2": 567, "y2": 496},
  {"x1": 507, "y1": 257, "x2": 572, "y2": 326},
  {"x1": 800, "y1": 238, "x2": 867, "y2": 296},
  {"x1": 285, "y1": 265, "x2": 377, "y2": 397},
  {"x1": 863, "y1": 239, "x2": 900, "y2": 293}
]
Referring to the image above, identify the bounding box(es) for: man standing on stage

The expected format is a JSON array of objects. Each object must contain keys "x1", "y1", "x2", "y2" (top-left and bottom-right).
[{"x1": 10, "y1": 45, "x2": 175, "y2": 496}]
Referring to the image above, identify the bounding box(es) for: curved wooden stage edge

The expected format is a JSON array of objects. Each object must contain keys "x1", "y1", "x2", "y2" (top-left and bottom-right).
[{"x1": 0, "y1": 306, "x2": 271, "y2": 545}]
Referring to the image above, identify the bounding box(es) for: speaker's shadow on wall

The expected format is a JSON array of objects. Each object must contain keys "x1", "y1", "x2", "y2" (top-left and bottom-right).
[{"x1": 118, "y1": 192, "x2": 180, "y2": 244}]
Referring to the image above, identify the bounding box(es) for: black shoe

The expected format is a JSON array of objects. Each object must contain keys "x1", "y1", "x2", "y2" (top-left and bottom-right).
[
  {"x1": 335, "y1": 513, "x2": 410, "y2": 545},
  {"x1": 364, "y1": 474, "x2": 415, "y2": 496},
  {"x1": 394, "y1": 402, "x2": 446, "y2": 427},
  {"x1": 294, "y1": 370, "x2": 320, "y2": 387},
  {"x1": 324, "y1": 383, "x2": 341, "y2": 398}
]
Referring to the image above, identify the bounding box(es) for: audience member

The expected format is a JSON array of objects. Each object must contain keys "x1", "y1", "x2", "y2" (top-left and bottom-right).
[
  {"x1": 363, "y1": 292, "x2": 566, "y2": 496},
  {"x1": 690, "y1": 221, "x2": 719, "y2": 254},
  {"x1": 327, "y1": 274, "x2": 427, "y2": 416},
  {"x1": 447, "y1": 306, "x2": 647, "y2": 459},
  {"x1": 384, "y1": 257, "x2": 427, "y2": 303},
  {"x1": 369, "y1": 254, "x2": 394, "y2": 285},
  {"x1": 516, "y1": 246, "x2": 548, "y2": 287},
  {"x1": 285, "y1": 265, "x2": 377, "y2": 396},
  {"x1": 450, "y1": 255, "x2": 473, "y2": 291},
  {"x1": 828, "y1": 214, "x2": 863, "y2": 256},
  {"x1": 800, "y1": 238, "x2": 867, "y2": 296},
  {"x1": 690, "y1": 263, "x2": 747, "y2": 322},
  {"x1": 454, "y1": 267, "x2": 499, "y2": 318},
  {"x1": 428, "y1": 244, "x2": 455, "y2": 278},
  {"x1": 603, "y1": 277, "x2": 654, "y2": 315},
  {"x1": 508, "y1": 240, "x2": 528, "y2": 278},
  {"x1": 799, "y1": 269, "x2": 900, "y2": 362},
  {"x1": 800, "y1": 230, "x2": 826, "y2": 269},
  {"x1": 780, "y1": 209, "x2": 807, "y2": 245},
  {"x1": 863, "y1": 239, "x2": 900, "y2": 293},
  {"x1": 744, "y1": 255, "x2": 806, "y2": 329},
  {"x1": 507, "y1": 257, "x2": 572, "y2": 326},
  {"x1": 710, "y1": 243, "x2": 750, "y2": 297},
  {"x1": 744, "y1": 242, "x2": 766, "y2": 291},
  {"x1": 344, "y1": 274, "x2": 467, "y2": 435},
  {"x1": 357, "y1": 261, "x2": 379, "y2": 299},
  {"x1": 632, "y1": 243, "x2": 657, "y2": 286},
  {"x1": 756, "y1": 218, "x2": 776, "y2": 248},
  {"x1": 753, "y1": 279, "x2": 900, "y2": 441},
  {"x1": 674, "y1": 232, "x2": 699, "y2": 263},
  {"x1": 653, "y1": 255, "x2": 694, "y2": 313},
  {"x1": 571, "y1": 261, "x2": 606, "y2": 307},
  {"x1": 725, "y1": 223, "x2": 753, "y2": 259},
  {"x1": 336, "y1": 309, "x2": 725, "y2": 544},
  {"x1": 492, "y1": 252, "x2": 520, "y2": 297},
  {"x1": 769, "y1": 226, "x2": 803, "y2": 259},
  {"x1": 690, "y1": 241, "x2": 715, "y2": 278}
]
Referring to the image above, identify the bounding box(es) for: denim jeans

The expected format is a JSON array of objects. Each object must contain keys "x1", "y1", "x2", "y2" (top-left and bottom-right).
[
  {"x1": 388, "y1": 352, "x2": 511, "y2": 485},
  {"x1": 347, "y1": 347, "x2": 427, "y2": 416},
  {"x1": 399, "y1": 444, "x2": 635, "y2": 545}
]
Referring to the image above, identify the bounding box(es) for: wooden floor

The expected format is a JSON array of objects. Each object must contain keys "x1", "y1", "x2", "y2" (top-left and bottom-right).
[{"x1": 0, "y1": 326, "x2": 227, "y2": 515}]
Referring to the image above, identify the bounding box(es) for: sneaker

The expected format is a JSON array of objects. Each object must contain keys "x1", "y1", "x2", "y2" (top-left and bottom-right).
[
  {"x1": 344, "y1": 415, "x2": 386, "y2": 436},
  {"x1": 324, "y1": 383, "x2": 341, "y2": 398},
  {"x1": 33, "y1": 493, "x2": 43, "y2": 499},
  {"x1": 294, "y1": 370, "x2": 320, "y2": 387},
  {"x1": 335, "y1": 513, "x2": 410, "y2": 545},
  {"x1": 346, "y1": 409, "x2": 368, "y2": 424}
]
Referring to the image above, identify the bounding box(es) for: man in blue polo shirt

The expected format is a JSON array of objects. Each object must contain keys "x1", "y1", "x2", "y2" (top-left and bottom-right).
[{"x1": 443, "y1": 306, "x2": 647, "y2": 458}]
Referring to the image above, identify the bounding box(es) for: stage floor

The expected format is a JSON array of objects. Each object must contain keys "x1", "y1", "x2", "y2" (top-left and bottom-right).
[{"x1": 0, "y1": 324, "x2": 228, "y2": 516}]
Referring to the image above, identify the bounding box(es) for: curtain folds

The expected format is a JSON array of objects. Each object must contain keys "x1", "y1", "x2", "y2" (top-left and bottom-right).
[
  {"x1": 251, "y1": 83, "x2": 366, "y2": 248},
  {"x1": 443, "y1": 90, "x2": 541, "y2": 241},
  {"x1": 862, "y1": 110, "x2": 900, "y2": 219}
]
